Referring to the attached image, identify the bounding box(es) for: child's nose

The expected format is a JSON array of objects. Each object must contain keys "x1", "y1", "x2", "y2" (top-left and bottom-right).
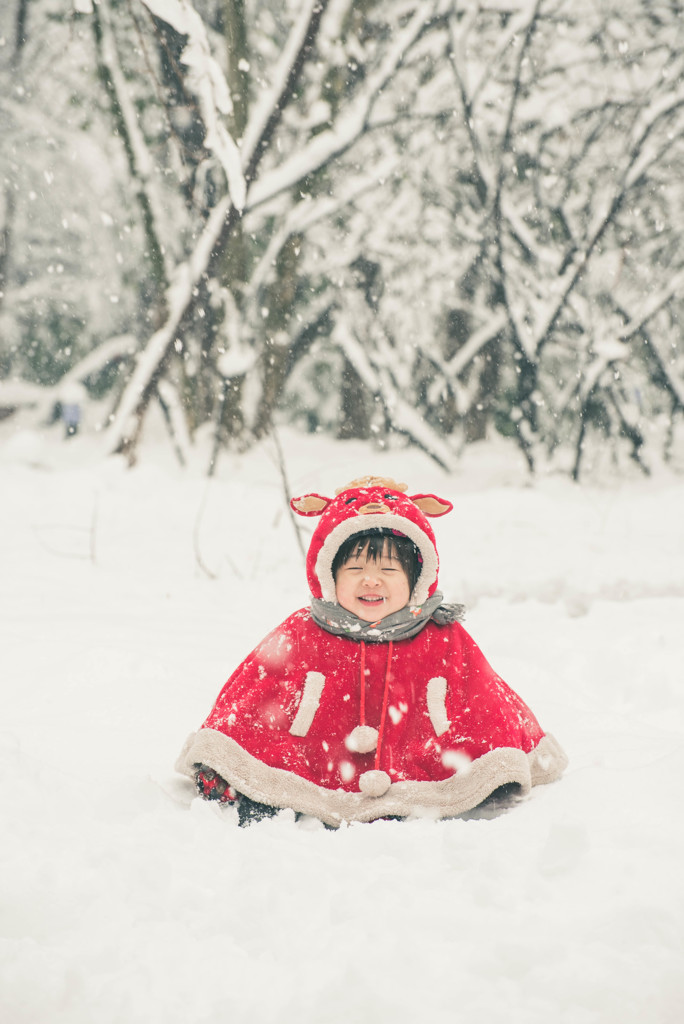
[{"x1": 362, "y1": 572, "x2": 381, "y2": 586}]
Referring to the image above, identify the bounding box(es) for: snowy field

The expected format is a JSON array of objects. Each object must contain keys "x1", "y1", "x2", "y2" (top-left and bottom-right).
[{"x1": 1, "y1": 423, "x2": 683, "y2": 1024}]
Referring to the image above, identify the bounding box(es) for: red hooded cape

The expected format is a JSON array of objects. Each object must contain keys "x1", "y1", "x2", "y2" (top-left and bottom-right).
[{"x1": 176, "y1": 477, "x2": 567, "y2": 824}]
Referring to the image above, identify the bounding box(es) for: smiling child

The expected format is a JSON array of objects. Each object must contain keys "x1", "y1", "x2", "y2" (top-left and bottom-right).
[{"x1": 176, "y1": 476, "x2": 567, "y2": 825}]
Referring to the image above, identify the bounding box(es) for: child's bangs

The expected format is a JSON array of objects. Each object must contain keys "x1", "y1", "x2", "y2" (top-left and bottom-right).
[
  {"x1": 351, "y1": 532, "x2": 397, "y2": 563},
  {"x1": 332, "y1": 528, "x2": 422, "y2": 594}
]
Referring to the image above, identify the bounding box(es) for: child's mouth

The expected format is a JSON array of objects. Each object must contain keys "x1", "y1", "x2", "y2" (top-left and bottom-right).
[{"x1": 359, "y1": 596, "x2": 384, "y2": 604}]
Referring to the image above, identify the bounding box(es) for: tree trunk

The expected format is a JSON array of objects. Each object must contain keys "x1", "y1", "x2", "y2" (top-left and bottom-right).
[
  {"x1": 12, "y1": 0, "x2": 29, "y2": 69},
  {"x1": 0, "y1": 190, "x2": 13, "y2": 316},
  {"x1": 464, "y1": 343, "x2": 501, "y2": 443},
  {"x1": 91, "y1": 3, "x2": 168, "y2": 301},
  {"x1": 252, "y1": 234, "x2": 303, "y2": 438},
  {"x1": 337, "y1": 357, "x2": 371, "y2": 439},
  {"x1": 224, "y1": 0, "x2": 249, "y2": 141},
  {"x1": 2, "y1": 0, "x2": 28, "y2": 346}
]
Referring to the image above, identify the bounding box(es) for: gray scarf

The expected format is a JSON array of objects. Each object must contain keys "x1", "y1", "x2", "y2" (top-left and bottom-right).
[{"x1": 310, "y1": 590, "x2": 465, "y2": 643}]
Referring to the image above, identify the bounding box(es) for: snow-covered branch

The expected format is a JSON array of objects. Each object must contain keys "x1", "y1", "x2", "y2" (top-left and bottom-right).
[
  {"x1": 619, "y1": 267, "x2": 684, "y2": 344},
  {"x1": 245, "y1": 1, "x2": 442, "y2": 211},
  {"x1": 140, "y1": 0, "x2": 246, "y2": 211},
  {"x1": 333, "y1": 294, "x2": 458, "y2": 472},
  {"x1": 244, "y1": 155, "x2": 398, "y2": 308},
  {"x1": 101, "y1": 266, "x2": 199, "y2": 454},
  {"x1": 241, "y1": 0, "x2": 331, "y2": 174},
  {"x1": 94, "y1": 0, "x2": 172, "y2": 285},
  {"x1": 623, "y1": 81, "x2": 684, "y2": 190},
  {"x1": 529, "y1": 86, "x2": 684, "y2": 358},
  {"x1": 0, "y1": 334, "x2": 137, "y2": 418},
  {"x1": 446, "y1": 312, "x2": 508, "y2": 378}
]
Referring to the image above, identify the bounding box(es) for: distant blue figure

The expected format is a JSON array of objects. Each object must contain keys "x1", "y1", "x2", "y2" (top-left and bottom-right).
[
  {"x1": 57, "y1": 382, "x2": 86, "y2": 439},
  {"x1": 62, "y1": 402, "x2": 81, "y2": 437}
]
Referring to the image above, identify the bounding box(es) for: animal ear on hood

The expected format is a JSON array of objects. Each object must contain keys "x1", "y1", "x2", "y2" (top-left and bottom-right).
[
  {"x1": 408, "y1": 493, "x2": 453, "y2": 517},
  {"x1": 290, "y1": 493, "x2": 332, "y2": 516}
]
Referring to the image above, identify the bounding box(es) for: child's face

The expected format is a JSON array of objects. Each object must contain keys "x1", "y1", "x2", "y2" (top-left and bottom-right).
[{"x1": 334, "y1": 540, "x2": 411, "y2": 621}]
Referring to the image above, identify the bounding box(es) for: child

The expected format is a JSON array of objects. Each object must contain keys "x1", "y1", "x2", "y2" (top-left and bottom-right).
[{"x1": 176, "y1": 476, "x2": 567, "y2": 825}]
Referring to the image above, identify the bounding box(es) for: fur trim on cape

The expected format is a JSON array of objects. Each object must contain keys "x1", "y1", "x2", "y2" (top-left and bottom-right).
[{"x1": 177, "y1": 730, "x2": 567, "y2": 827}]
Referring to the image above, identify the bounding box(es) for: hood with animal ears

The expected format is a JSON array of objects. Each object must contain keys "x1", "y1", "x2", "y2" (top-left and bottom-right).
[{"x1": 290, "y1": 475, "x2": 453, "y2": 606}]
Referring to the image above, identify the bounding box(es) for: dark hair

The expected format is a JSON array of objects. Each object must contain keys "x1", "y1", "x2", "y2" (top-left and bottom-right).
[{"x1": 331, "y1": 528, "x2": 422, "y2": 596}]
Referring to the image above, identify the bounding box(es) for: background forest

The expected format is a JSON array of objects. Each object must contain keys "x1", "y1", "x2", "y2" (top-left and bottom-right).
[{"x1": 1, "y1": 0, "x2": 684, "y2": 479}]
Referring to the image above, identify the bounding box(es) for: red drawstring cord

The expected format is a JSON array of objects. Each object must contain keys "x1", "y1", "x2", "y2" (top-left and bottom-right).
[
  {"x1": 358, "y1": 639, "x2": 393, "y2": 770},
  {"x1": 375, "y1": 640, "x2": 393, "y2": 770},
  {"x1": 359, "y1": 640, "x2": 367, "y2": 725}
]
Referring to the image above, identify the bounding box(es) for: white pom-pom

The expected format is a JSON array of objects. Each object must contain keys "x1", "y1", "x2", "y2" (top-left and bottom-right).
[
  {"x1": 359, "y1": 770, "x2": 392, "y2": 797},
  {"x1": 345, "y1": 725, "x2": 379, "y2": 754}
]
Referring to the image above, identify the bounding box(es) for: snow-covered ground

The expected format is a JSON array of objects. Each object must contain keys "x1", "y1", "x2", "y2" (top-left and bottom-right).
[{"x1": 1, "y1": 425, "x2": 683, "y2": 1024}]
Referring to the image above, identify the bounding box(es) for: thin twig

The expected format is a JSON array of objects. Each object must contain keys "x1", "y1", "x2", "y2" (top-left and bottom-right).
[
  {"x1": 192, "y1": 475, "x2": 244, "y2": 581},
  {"x1": 90, "y1": 491, "x2": 99, "y2": 565},
  {"x1": 193, "y1": 477, "x2": 218, "y2": 580},
  {"x1": 269, "y1": 421, "x2": 306, "y2": 564}
]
